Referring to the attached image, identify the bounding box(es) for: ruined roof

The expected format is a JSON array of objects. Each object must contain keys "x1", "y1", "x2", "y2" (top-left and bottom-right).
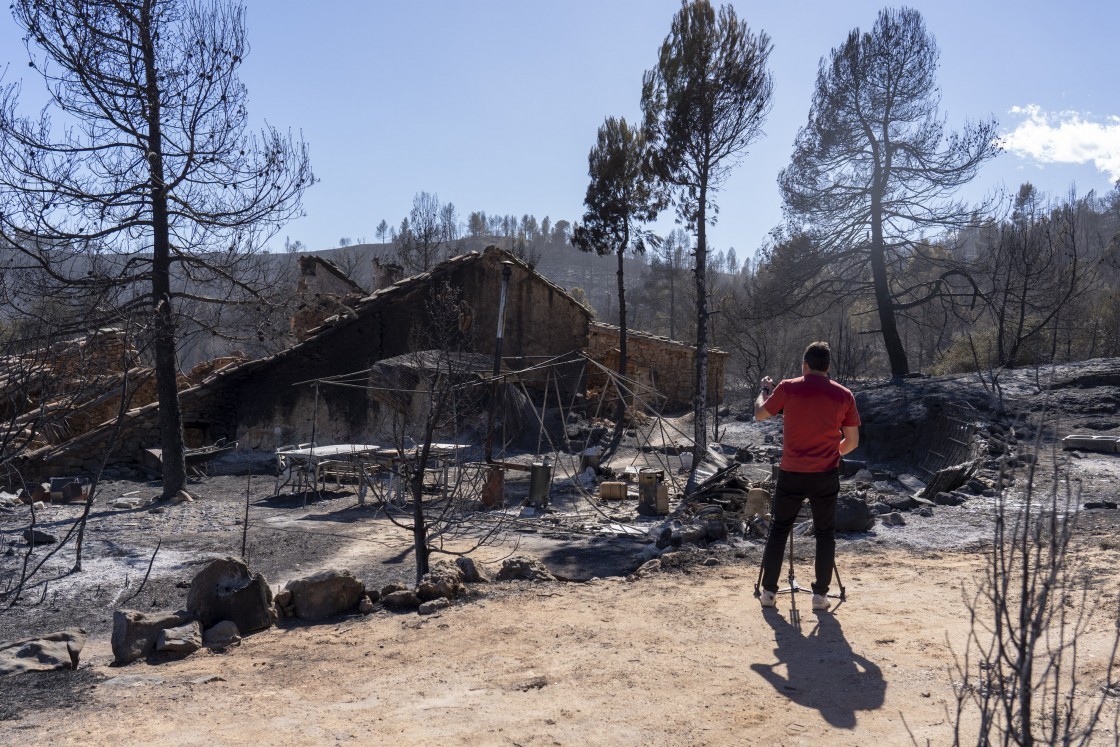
[{"x1": 589, "y1": 321, "x2": 729, "y2": 357}]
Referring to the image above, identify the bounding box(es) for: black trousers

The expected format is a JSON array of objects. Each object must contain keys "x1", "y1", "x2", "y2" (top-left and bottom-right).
[{"x1": 760, "y1": 468, "x2": 839, "y2": 596}]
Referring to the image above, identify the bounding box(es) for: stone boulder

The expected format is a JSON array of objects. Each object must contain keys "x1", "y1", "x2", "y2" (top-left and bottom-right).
[
  {"x1": 381, "y1": 589, "x2": 421, "y2": 612},
  {"x1": 417, "y1": 562, "x2": 464, "y2": 602},
  {"x1": 156, "y1": 622, "x2": 202, "y2": 655},
  {"x1": 284, "y1": 570, "x2": 365, "y2": 620},
  {"x1": 186, "y1": 557, "x2": 275, "y2": 633},
  {"x1": 380, "y1": 582, "x2": 408, "y2": 598},
  {"x1": 455, "y1": 556, "x2": 490, "y2": 583},
  {"x1": 933, "y1": 491, "x2": 966, "y2": 506},
  {"x1": 0, "y1": 628, "x2": 87, "y2": 675},
  {"x1": 203, "y1": 620, "x2": 241, "y2": 647},
  {"x1": 882, "y1": 511, "x2": 906, "y2": 527},
  {"x1": 494, "y1": 556, "x2": 556, "y2": 582},
  {"x1": 418, "y1": 598, "x2": 451, "y2": 616},
  {"x1": 835, "y1": 493, "x2": 875, "y2": 532},
  {"x1": 112, "y1": 609, "x2": 193, "y2": 665},
  {"x1": 23, "y1": 528, "x2": 58, "y2": 546}
]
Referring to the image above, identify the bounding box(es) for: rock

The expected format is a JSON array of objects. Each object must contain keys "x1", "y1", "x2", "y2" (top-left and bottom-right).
[
  {"x1": 851, "y1": 468, "x2": 875, "y2": 484},
  {"x1": 896, "y1": 473, "x2": 926, "y2": 493},
  {"x1": 418, "y1": 598, "x2": 451, "y2": 616},
  {"x1": 31, "y1": 501, "x2": 47, "y2": 512},
  {"x1": 921, "y1": 460, "x2": 980, "y2": 499},
  {"x1": 284, "y1": 570, "x2": 365, "y2": 620},
  {"x1": 702, "y1": 557, "x2": 719, "y2": 567},
  {"x1": 1084, "y1": 501, "x2": 1118, "y2": 510},
  {"x1": 112, "y1": 500, "x2": 137, "y2": 509},
  {"x1": 886, "y1": 494, "x2": 917, "y2": 510},
  {"x1": 659, "y1": 550, "x2": 688, "y2": 567},
  {"x1": 494, "y1": 555, "x2": 556, "y2": 582},
  {"x1": 273, "y1": 589, "x2": 292, "y2": 608},
  {"x1": 882, "y1": 512, "x2": 906, "y2": 527},
  {"x1": 869, "y1": 502, "x2": 892, "y2": 515},
  {"x1": 840, "y1": 459, "x2": 868, "y2": 478},
  {"x1": 381, "y1": 582, "x2": 408, "y2": 598},
  {"x1": 102, "y1": 675, "x2": 164, "y2": 687},
  {"x1": 365, "y1": 588, "x2": 380, "y2": 604},
  {"x1": 156, "y1": 622, "x2": 202, "y2": 654},
  {"x1": 417, "y1": 562, "x2": 463, "y2": 602},
  {"x1": 186, "y1": 557, "x2": 275, "y2": 633},
  {"x1": 933, "y1": 492, "x2": 965, "y2": 506},
  {"x1": 171, "y1": 490, "x2": 194, "y2": 504},
  {"x1": 382, "y1": 590, "x2": 421, "y2": 612},
  {"x1": 632, "y1": 558, "x2": 662, "y2": 579},
  {"x1": 203, "y1": 620, "x2": 241, "y2": 647},
  {"x1": 0, "y1": 628, "x2": 87, "y2": 675},
  {"x1": 23, "y1": 528, "x2": 58, "y2": 545},
  {"x1": 836, "y1": 493, "x2": 875, "y2": 532},
  {"x1": 112, "y1": 609, "x2": 193, "y2": 665},
  {"x1": 358, "y1": 597, "x2": 375, "y2": 614},
  {"x1": 918, "y1": 507, "x2": 934, "y2": 517},
  {"x1": 964, "y1": 478, "x2": 988, "y2": 495},
  {"x1": 455, "y1": 556, "x2": 490, "y2": 583}
]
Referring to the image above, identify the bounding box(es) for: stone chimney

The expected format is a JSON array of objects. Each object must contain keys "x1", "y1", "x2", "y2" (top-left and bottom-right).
[{"x1": 372, "y1": 257, "x2": 404, "y2": 291}]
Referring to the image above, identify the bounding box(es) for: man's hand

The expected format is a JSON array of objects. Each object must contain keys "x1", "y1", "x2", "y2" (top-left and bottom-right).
[{"x1": 755, "y1": 376, "x2": 775, "y2": 421}]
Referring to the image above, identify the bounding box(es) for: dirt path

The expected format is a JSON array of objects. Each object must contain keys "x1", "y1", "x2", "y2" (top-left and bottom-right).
[{"x1": 5, "y1": 545, "x2": 1118, "y2": 746}]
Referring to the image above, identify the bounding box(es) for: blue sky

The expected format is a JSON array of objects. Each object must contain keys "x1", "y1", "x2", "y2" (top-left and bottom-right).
[{"x1": 2, "y1": 1, "x2": 1118, "y2": 258}]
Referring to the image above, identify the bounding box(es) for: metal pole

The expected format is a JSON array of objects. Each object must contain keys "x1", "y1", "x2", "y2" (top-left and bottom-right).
[{"x1": 485, "y1": 261, "x2": 514, "y2": 462}]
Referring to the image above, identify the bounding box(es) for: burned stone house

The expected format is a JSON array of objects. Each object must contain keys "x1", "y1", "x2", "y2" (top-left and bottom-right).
[
  {"x1": 27, "y1": 247, "x2": 591, "y2": 475},
  {"x1": 22, "y1": 246, "x2": 729, "y2": 477}
]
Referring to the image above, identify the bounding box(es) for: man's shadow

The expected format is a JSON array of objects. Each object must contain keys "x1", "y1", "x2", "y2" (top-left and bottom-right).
[{"x1": 750, "y1": 607, "x2": 885, "y2": 729}]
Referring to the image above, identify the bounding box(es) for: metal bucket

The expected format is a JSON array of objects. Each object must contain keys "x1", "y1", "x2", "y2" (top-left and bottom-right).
[{"x1": 528, "y1": 462, "x2": 552, "y2": 508}]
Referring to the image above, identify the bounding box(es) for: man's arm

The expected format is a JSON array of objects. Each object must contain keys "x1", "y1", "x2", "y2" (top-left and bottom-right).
[
  {"x1": 754, "y1": 376, "x2": 774, "y2": 421},
  {"x1": 839, "y1": 425, "x2": 859, "y2": 456}
]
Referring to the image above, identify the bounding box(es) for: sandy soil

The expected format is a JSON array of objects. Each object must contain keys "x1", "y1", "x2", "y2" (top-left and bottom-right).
[
  {"x1": 3, "y1": 367, "x2": 1120, "y2": 745},
  {"x1": 3, "y1": 527, "x2": 1119, "y2": 745}
]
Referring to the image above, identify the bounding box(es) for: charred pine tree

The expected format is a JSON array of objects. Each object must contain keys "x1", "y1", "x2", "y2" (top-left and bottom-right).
[
  {"x1": 571, "y1": 116, "x2": 663, "y2": 451},
  {"x1": 0, "y1": 0, "x2": 312, "y2": 499},
  {"x1": 641, "y1": 0, "x2": 773, "y2": 485}
]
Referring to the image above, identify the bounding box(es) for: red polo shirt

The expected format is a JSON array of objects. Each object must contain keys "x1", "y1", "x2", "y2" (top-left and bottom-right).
[{"x1": 762, "y1": 374, "x2": 860, "y2": 472}]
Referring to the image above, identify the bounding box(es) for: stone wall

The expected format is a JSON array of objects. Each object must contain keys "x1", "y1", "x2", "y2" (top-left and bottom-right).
[{"x1": 586, "y1": 323, "x2": 726, "y2": 411}]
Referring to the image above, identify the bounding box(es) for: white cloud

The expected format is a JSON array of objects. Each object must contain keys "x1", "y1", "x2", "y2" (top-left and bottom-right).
[{"x1": 1002, "y1": 105, "x2": 1120, "y2": 183}]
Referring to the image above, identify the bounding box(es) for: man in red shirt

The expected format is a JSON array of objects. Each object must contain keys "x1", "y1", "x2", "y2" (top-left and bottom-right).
[{"x1": 753, "y1": 341, "x2": 861, "y2": 611}]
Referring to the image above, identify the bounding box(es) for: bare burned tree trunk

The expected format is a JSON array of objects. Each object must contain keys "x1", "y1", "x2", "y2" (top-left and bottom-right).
[
  {"x1": 141, "y1": 0, "x2": 186, "y2": 498},
  {"x1": 869, "y1": 198, "x2": 909, "y2": 376},
  {"x1": 691, "y1": 181, "x2": 710, "y2": 483}
]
